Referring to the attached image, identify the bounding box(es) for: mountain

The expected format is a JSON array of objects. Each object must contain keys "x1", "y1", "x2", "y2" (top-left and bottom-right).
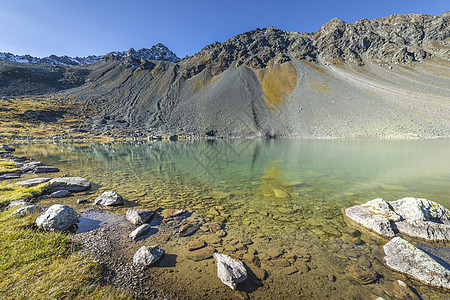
[
  {"x1": 1, "y1": 13, "x2": 450, "y2": 138},
  {"x1": 0, "y1": 43, "x2": 179, "y2": 66}
]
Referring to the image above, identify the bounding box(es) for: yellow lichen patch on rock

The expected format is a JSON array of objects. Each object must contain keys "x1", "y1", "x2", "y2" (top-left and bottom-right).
[{"x1": 256, "y1": 61, "x2": 298, "y2": 112}]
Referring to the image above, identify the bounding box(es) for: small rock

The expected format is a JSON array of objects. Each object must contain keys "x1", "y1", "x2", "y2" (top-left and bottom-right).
[
  {"x1": 12, "y1": 205, "x2": 38, "y2": 216},
  {"x1": 34, "y1": 166, "x2": 59, "y2": 174},
  {"x1": 271, "y1": 258, "x2": 291, "y2": 268},
  {"x1": 204, "y1": 234, "x2": 222, "y2": 245},
  {"x1": 161, "y1": 208, "x2": 186, "y2": 218},
  {"x1": 77, "y1": 199, "x2": 88, "y2": 204},
  {"x1": 35, "y1": 204, "x2": 78, "y2": 231},
  {"x1": 16, "y1": 178, "x2": 51, "y2": 187},
  {"x1": 214, "y1": 252, "x2": 248, "y2": 290},
  {"x1": 187, "y1": 240, "x2": 206, "y2": 251},
  {"x1": 133, "y1": 245, "x2": 164, "y2": 267},
  {"x1": 94, "y1": 191, "x2": 124, "y2": 206},
  {"x1": 383, "y1": 237, "x2": 450, "y2": 289},
  {"x1": 48, "y1": 190, "x2": 71, "y2": 198},
  {"x1": 179, "y1": 223, "x2": 199, "y2": 237},
  {"x1": 247, "y1": 263, "x2": 267, "y2": 280},
  {"x1": 187, "y1": 246, "x2": 214, "y2": 261},
  {"x1": 266, "y1": 247, "x2": 285, "y2": 258},
  {"x1": 1, "y1": 145, "x2": 15, "y2": 152},
  {"x1": 20, "y1": 161, "x2": 45, "y2": 172},
  {"x1": 8, "y1": 200, "x2": 32, "y2": 208},
  {"x1": 281, "y1": 266, "x2": 298, "y2": 276},
  {"x1": 273, "y1": 189, "x2": 291, "y2": 198},
  {"x1": 50, "y1": 177, "x2": 91, "y2": 192},
  {"x1": 346, "y1": 264, "x2": 378, "y2": 284},
  {"x1": 294, "y1": 261, "x2": 310, "y2": 273},
  {"x1": 129, "y1": 224, "x2": 152, "y2": 240},
  {"x1": 215, "y1": 229, "x2": 227, "y2": 237},
  {"x1": 126, "y1": 209, "x2": 155, "y2": 225}
]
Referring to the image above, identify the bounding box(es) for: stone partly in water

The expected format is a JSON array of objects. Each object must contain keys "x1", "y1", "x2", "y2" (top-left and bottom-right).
[
  {"x1": 129, "y1": 224, "x2": 152, "y2": 240},
  {"x1": 33, "y1": 166, "x2": 60, "y2": 173},
  {"x1": 1, "y1": 145, "x2": 15, "y2": 152},
  {"x1": 20, "y1": 161, "x2": 45, "y2": 173},
  {"x1": 48, "y1": 190, "x2": 71, "y2": 198},
  {"x1": 133, "y1": 245, "x2": 165, "y2": 267},
  {"x1": 346, "y1": 264, "x2": 379, "y2": 284},
  {"x1": 16, "y1": 177, "x2": 51, "y2": 187},
  {"x1": 345, "y1": 197, "x2": 450, "y2": 241},
  {"x1": 214, "y1": 252, "x2": 248, "y2": 290},
  {"x1": 94, "y1": 191, "x2": 124, "y2": 206},
  {"x1": 126, "y1": 209, "x2": 155, "y2": 225},
  {"x1": 383, "y1": 237, "x2": 450, "y2": 289},
  {"x1": 50, "y1": 177, "x2": 91, "y2": 192},
  {"x1": 35, "y1": 204, "x2": 78, "y2": 231},
  {"x1": 161, "y1": 208, "x2": 186, "y2": 218}
]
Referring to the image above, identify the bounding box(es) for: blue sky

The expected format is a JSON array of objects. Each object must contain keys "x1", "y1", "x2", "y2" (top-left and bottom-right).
[{"x1": 0, "y1": 0, "x2": 448, "y2": 58}]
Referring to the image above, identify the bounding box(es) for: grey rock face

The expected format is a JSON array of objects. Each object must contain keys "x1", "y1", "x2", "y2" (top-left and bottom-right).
[
  {"x1": 94, "y1": 191, "x2": 124, "y2": 206},
  {"x1": 126, "y1": 209, "x2": 155, "y2": 225},
  {"x1": 129, "y1": 224, "x2": 152, "y2": 240},
  {"x1": 133, "y1": 245, "x2": 165, "y2": 267},
  {"x1": 20, "y1": 161, "x2": 45, "y2": 172},
  {"x1": 345, "y1": 197, "x2": 450, "y2": 241},
  {"x1": 35, "y1": 204, "x2": 78, "y2": 231},
  {"x1": 50, "y1": 177, "x2": 91, "y2": 192},
  {"x1": 214, "y1": 252, "x2": 248, "y2": 290},
  {"x1": 16, "y1": 177, "x2": 51, "y2": 187},
  {"x1": 384, "y1": 237, "x2": 450, "y2": 289}
]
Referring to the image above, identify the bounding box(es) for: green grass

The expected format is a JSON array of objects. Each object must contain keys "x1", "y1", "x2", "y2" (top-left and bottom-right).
[
  {"x1": 0, "y1": 208, "x2": 131, "y2": 299},
  {"x1": 0, "y1": 160, "x2": 19, "y2": 175},
  {"x1": 0, "y1": 181, "x2": 50, "y2": 203}
]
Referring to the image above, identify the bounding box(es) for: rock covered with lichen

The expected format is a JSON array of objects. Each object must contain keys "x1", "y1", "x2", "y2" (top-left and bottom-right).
[{"x1": 345, "y1": 197, "x2": 450, "y2": 241}]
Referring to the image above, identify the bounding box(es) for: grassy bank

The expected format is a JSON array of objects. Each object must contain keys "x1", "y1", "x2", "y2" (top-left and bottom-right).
[{"x1": 0, "y1": 187, "x2": 131, "y2": 299}]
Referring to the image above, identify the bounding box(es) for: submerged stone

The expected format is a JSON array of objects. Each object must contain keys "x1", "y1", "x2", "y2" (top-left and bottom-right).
[
  {"x1": 214, "y1": 252, "x2": 248, "y2": 290},
  {"x1": 161, "y1": 208, "x2": 186, "y2": 218},
  {"x1": 383, "y1": 237, "x2": 450, "y2": 289},
  {"x1": 129, "y1": 224, "x2": 152, "y2": 240}
]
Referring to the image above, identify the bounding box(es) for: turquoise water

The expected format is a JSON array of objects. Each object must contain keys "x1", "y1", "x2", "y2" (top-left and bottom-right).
[{"x1": 15, "y1": 139, "x2": 450, "y2": 299}]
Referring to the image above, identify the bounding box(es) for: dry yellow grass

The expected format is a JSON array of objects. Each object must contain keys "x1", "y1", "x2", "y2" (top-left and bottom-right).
[{"x1": 256, "y1": 61, "x2": 298, "y2": 112}]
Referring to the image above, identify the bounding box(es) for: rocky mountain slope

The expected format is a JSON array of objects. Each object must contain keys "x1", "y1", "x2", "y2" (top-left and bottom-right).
[
  {"x1": 0, "y1": 43, "x2": 179, "y2": 66},
  {"x1": 2, "y1": 13, "x2": 450, "y2": 138}
]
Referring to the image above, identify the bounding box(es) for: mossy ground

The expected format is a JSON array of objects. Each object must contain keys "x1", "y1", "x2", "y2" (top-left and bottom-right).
[
  {"x1": 256, "y1": 61, "x2": 298, "y2": 112},
  {"x1": 0, "y1": 160, "x2": 19, "y2": 175},
  {"x1": 0, "y1": 96, "x2": 128, "y2": 144},
  {"x1": 0, "y1": 203, "x2": 131, "y2": 299}
]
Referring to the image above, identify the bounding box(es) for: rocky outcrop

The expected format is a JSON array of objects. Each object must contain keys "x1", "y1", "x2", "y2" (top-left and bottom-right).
[
  {"x1": 133, "y1": 245, "x2": 165, "y2": 267},
  {"x1": 49, "y1": 177, "x2": 91, "y2": 192},
  {"x1": 126, "y1": 209, "x2": 155, "y2": 225},
  {"x1": 384, "y1": 237, "x2": 450, "y2": 289},
  {"x1": 214, "y1": 252, "x2": 248, "y2": 290},
  {"x1": 94, "y1": 191, "x2": 124, "y2": 206},
  {"x1": 35, "y1": 204, "x2": 78, "y2": 231},
  {"x1": 345, "y1": 197, "x2": 450, "y2": 242}
]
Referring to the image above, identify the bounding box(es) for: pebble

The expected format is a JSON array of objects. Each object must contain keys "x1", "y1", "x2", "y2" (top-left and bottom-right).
[
  {"x1": 187, "y1": 240, "x2": 206, "y2": 251},
  {"x1": 215, "y1": 230, "x2": 227, "y2": 237},
  {"x1": 187, "y1": 246, "x2": 214, "y2": 261},
  {"x1": 77, "y1": 198, "x2": 88, "y2": 204},
  {"x1": 281, "y1": 266, "x2": 298, "y2": 276},
  {"x1": 266, "y1": 247, "x2": 285, "y2": 258},
  {"x1": 271, "y1": 258, "x2": 291, "y2": 268}
]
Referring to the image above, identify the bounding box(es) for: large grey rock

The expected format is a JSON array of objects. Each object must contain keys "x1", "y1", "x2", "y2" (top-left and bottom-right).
[
  {"x1": 126, "y1": 209, "x2": 155, "y2": 225},
  {"x1": 16, "y1": 177, "x2": 51, "y2": 187},
  {"x1": 94, "y1": 191, "x2": 124, "y2": 206},
  {"x1": 50, "y1": 177, "x2": 91, "y2": 192},
  {"x1": 345, "y1": 197, "x2": 450, "y2": 242},
  {"x1": 214, "y1": 252, "x2": 248, "y2": 290},
  {"x1": 384, "y1": 237, "x2": 450, "y2": 289},
  {"x1": 35, "y1": 204, "x2": 78, "y2": 231},
  {"x1": 129, "y1": 224, "x2": 152, "y2": 240},
  {"x1": 133, "y1": 245, "x2": 165, "y2": 267}
]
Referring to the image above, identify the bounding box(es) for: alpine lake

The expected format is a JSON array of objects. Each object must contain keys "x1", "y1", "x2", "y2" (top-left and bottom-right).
[{"x1": 14, "y1": 139, "x2": 450, "y2": 299}]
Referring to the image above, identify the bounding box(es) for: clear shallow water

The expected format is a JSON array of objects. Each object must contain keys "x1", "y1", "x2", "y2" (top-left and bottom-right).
[{"x1": 15, "y1": 139, "x2": 450, "y2": 299}]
